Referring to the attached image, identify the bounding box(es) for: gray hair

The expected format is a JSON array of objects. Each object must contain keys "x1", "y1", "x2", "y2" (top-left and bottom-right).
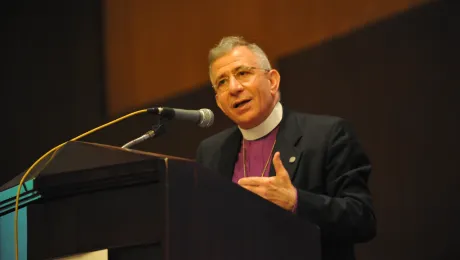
[{"x1": 208, "y1": 36, "x2": 272, "y2": 79}]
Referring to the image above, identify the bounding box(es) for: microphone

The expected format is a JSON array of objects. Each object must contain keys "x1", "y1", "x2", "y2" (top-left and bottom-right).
[
  {"x1": 121, "y1": 122, "x2": 166, "y2": 149},
  {"x1": 121, "y1": 130, "x2": 156, "y2": 149},
  {"x1": 147, "y1": 107, "x2": 214, "y2": 128}
]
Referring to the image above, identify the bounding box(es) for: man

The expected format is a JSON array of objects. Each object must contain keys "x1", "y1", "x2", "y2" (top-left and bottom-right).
[{"x1": 195, "y1": 36, "x2": 376, "y2": 260}]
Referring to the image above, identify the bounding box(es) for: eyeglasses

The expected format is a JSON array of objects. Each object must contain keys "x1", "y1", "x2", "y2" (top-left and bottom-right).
[{"x1": 212, "y1": 66, "x2": 269, "y2": 94}]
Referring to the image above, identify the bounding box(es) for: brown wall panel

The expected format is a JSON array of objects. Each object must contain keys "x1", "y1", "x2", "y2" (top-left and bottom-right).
[{"x1": 104, "y1": 0, "x2": 431, "y2": 116}]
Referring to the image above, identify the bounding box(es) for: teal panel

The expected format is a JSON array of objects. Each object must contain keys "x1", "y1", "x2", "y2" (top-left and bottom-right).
[
  {"x1": 0, "y1": 181, "x2": 34, "y2": 202},
  {"x1": 0, "y1": 181, "x2": 34, "y2": 260},
  {"x1": 0, "y1": 205, "x2": 27, "y2": 260}
]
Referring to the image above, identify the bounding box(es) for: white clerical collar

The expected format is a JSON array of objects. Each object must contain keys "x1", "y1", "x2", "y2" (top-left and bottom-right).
[{"x1": 238, "y1": 102, "x2": 283, "y2": 140}]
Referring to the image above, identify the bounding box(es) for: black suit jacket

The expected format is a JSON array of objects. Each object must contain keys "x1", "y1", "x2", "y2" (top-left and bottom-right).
[{"x1": 195, "y1": 108, "x2": 376, "y2": 260}]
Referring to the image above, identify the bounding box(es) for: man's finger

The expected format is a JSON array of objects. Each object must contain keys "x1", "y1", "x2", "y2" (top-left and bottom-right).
[
  {"x1": 273, "y1": 152, "x2": 289, "y2": 178},
  {"x1": 238, "y1": 177, "x2": 270, "y2": 186}
]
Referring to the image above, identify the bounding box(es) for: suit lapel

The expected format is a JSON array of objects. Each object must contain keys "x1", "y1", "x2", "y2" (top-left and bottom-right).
[
  {"x1": 269, "y1": 109, "x2": 303, "y2": 180},
  {"x1": 217, "y1": 127, "x2": 242, "y2": 180}
]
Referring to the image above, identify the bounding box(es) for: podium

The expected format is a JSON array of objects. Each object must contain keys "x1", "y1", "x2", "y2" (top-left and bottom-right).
[{"x1": 0, "y1": 141, "x2": 321, "y2": 260}]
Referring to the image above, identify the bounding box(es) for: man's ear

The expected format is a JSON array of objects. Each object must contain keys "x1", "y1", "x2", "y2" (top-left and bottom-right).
[{"x1": 268, "y1": 69, "x2": 281, "y2": 96}]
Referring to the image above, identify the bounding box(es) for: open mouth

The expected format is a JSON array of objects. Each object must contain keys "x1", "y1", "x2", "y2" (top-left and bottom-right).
[{"x1": 233, "y1": 99, "x2": 251, "y2": 108}]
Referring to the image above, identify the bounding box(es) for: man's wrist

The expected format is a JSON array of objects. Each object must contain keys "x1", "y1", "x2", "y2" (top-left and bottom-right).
[{"x1": 291, "y1": 188, "x2": 298, "y2": 213}]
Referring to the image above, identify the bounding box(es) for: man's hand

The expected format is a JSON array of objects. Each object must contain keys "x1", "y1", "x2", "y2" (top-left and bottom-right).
[{"x1": 238, "y1": 152, "x2": 297, "y2": 211}]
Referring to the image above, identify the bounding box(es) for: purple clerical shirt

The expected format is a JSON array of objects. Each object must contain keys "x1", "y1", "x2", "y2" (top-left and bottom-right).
[{"x1": 232, "y1": 127, "x2": 279, "y2": 183}]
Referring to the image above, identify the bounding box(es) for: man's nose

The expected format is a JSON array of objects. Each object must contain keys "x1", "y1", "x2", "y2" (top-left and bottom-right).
[{"x1": 228, "y1": 76, "x2": 244, "y2": 94}]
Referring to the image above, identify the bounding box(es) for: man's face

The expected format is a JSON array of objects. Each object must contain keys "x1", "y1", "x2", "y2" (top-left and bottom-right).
[{"x1": 210, "y1": 46, "x2": 280, "y2": 129}]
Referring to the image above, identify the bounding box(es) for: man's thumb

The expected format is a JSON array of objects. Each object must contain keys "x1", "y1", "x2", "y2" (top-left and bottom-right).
[{"x1": 273, "y1": 152, "x2": 287, "y2": 176}]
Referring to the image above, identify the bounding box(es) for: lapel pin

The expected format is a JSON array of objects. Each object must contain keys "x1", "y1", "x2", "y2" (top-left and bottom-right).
[{"x1": 289, "y1": 156, "x2": 296, "y2": 163}]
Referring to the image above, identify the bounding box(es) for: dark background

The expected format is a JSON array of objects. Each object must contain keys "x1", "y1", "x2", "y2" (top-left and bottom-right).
[{"x1": 2, "y1": 0, "x2": 459, "y2": 259}]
